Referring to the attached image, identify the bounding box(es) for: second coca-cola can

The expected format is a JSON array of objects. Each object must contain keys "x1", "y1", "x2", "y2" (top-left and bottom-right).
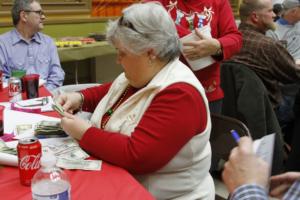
[
  {"x1": 8, "y1": 77, "x2": 22, "y2": 102},
  {"x1": 17, "y1": 137, "x2": 41, "y2": 186}
]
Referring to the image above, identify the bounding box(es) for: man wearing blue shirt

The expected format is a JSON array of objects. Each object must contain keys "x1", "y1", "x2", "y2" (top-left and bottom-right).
[
  {"x1": 267, "y1": 0, "x2": 300, "y2": 60},
  {"x1": 0, "y1": 0, "x2": 65, "y2": 91}
]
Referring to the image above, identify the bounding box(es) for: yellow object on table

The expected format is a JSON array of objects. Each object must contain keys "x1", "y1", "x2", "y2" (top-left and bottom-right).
[
  {"x1": 55, "y1": 41, "x2": 83, "y2": 48},
  {"x1": 57, "y1": 41, "x2": 115, "y2": 62}
]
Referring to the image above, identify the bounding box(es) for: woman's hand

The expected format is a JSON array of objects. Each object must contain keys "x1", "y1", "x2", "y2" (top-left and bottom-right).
[
  {"x1": 61, "y1": 112, "x2": 92, "y2": 140},
  {"x1": 182, "y1": 28, "x2": 221, "y2": 60},
  {"x1": 55, "y1": 92, "x2": 82, "y2": 114},
  {"x1": 270, "y1": 172, "x2": 300, "y2": 198}
]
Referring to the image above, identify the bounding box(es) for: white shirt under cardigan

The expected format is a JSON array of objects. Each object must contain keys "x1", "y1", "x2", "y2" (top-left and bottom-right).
[{"x1": 90, "y1": 58, "x2": 214, "y2": 200}]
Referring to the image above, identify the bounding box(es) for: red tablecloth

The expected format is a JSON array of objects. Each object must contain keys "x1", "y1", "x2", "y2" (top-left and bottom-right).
[
  {"x1": 0, "y1": 163, "x2": 153, "y2": 200},
  {"x1": 0, "y1": 86, "x2": 154, "y2": 200}
]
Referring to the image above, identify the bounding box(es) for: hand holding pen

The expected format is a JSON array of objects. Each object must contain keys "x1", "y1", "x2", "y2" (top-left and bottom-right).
[
  {"x1": 222, "y1": 135, "x2": 270, "y2": 193},
  {"x1": 230, "y1": 129, "x2": 240, "y2": 143}
]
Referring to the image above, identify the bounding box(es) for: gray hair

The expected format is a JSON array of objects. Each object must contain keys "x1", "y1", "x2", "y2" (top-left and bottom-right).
[
  {"x1": 239, "y1": 0, "x2": 266, "y2": 22},
  {"x1": 282, "y1": 0, "x2": 300, "y2": 10},
  {"x1": 106, "y1": 2, "x2": 181, "y2": 62},
  {"x1": 11, "y1": 0, "x2": 38, "y2": 26}
]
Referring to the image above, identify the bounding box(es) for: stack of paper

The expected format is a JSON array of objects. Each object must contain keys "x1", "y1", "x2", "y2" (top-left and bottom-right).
[{"x1": 180, "y1": 25, "x2": 216, "y2": 71}]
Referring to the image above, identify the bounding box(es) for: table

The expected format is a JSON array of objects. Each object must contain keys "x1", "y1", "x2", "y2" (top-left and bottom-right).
[
  {"x1": 0, "y1": 163, "x2": 153, "y2": 200},
  {"x1": 57, "y1": 42, "x2": 117, "y2": 84},
  {"x1": 0, "y1": 87, "x2": 154, "y2": 200},
  {"x1": 57, "y1": 42, "x2": 115, "y2": 62}
]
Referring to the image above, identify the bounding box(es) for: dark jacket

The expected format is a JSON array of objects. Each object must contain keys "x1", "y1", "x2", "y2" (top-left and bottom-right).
[{"x1": 221, "y1": 61, "x2": 284, "y2": 174}]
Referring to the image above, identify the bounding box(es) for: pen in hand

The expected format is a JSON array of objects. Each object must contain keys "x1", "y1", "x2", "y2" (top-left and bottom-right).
[{"x1": 230, "y1": 129, "x2": 240, "y2": 143}]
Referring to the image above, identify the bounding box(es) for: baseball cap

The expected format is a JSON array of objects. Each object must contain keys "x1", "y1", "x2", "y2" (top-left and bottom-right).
[{"x1": 282, "y1": 0, "x2": 300, "y2": 9}]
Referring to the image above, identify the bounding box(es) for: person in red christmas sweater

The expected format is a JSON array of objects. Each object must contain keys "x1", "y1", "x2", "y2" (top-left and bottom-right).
[
  {"x1": 57, "y1": 2, "x2": 214, "y2": 199},
  {"x1": 143, "y1": 0, "x2": 242, "y2": 113}
]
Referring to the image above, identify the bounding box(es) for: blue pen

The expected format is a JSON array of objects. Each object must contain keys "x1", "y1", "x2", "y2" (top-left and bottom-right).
[{"x1": 230, "y1": 129, "x2": 240, "y2": 143}]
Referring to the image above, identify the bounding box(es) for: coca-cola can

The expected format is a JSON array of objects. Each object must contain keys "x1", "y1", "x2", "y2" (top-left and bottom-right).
[
  {"x1": 8, "y1": 77, "x2": 22, "y2": 102},
  {"x1": 17, "y1": 137, "x2": 41, "y2": 186}
]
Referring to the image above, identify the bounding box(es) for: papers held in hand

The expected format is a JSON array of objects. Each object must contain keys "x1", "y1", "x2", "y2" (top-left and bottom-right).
[
  {"x1": 180, "y1": 25, "x2": 216, "y2": 71},
  {"x1": 52, "y1": 101, "x2": 65, "y2": 116}
]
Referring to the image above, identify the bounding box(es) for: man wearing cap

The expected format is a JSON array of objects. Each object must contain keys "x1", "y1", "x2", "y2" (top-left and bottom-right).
[{"x1": 267, "y1": 0, "x2": 300, "y2": 60}]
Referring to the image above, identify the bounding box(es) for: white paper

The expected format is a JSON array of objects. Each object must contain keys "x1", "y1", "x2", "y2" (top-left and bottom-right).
[
  {"x1": 4, "y1": 109, "x2": 60, "y2": 139},
  {"x1": 0, "y1": 152, "x2": 18, "y2": 166},
  {"x1": 13, "y1": 96, "x2": 54, "y2": 112},
  {"x1": 0, "y1": 102, "x2": 11, "y2": 108},
  {"x1": 253, "y1": 133, "x2": 275, "y2": 169},
  {"x1": 180, "y1": 25, "x2": 216, "y2": 71},
  {"x1": 0, "y1": 137, "x2": 72, "y2": 167}
]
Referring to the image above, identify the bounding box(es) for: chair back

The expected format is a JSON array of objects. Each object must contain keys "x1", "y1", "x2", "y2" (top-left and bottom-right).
[{"x1": 210, "y1": 113, "x2": 250, "y2": 172}]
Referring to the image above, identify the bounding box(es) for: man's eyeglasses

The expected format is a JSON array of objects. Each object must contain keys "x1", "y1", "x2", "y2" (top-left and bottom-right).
[
  {"x1": 23, "y1": 10, "x2": 45, "y2": 16},
  {"x1": 118, "y1": 16, "x2": 142, "y2": 34}
]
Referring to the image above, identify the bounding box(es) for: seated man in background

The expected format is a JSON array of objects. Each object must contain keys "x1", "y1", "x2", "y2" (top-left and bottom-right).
[
  {"x1": 273, "y1": 3, "x2": 284, "y2": 22},
  {"x1": 0, "y1": 0, "x2": 65, "y2": 91},
  {"x1": 229, "y1": 0, "x2": 300, "y2": 112},
  {"x1": 222, "y1": 136, "x2": 300, "y2": 200},
  {"x1": 266, "y1": 0, "x2": 300, "y2": 142},
  {"x1": 267, "y1": 0, "x2": 300, "y2": 60}
]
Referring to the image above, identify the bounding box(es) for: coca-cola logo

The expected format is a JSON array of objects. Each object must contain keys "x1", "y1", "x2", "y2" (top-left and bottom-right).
[
  {"x1": 9, "y1": 83, "x2": 20, "y2": 92},
  {"x1": 19, "y1": 153, "x2": 41, "y2": 170}
]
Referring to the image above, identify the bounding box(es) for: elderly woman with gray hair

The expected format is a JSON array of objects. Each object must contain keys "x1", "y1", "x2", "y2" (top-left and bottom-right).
[{"x1": 57, "y1": 2, "x2": 214, "y2": 199}]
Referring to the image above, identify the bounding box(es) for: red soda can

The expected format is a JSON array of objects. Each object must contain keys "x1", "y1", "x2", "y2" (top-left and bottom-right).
[
  {"x1": 0, "y1": 70, "x2": 3, "y2": 91},
  {"x1": 8, "y1": 77, "x2": 22, "y2": 102},
  {"x1": 17, "y1": 137, "x2": 41, "y2": 186}
]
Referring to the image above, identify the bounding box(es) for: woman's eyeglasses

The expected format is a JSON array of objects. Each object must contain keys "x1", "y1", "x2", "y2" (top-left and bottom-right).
[
  {"x1": 118, "y1": 16, "x2": 142, "y2": 34},
  {"x1": 24, "y1": 10, "x2": 45, "y2": 16}
]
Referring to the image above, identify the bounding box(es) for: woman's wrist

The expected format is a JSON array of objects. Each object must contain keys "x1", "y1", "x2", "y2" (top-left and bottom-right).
[
  {"x1": 212, "y1": 40, "x2": 223, "y2": 60},
  {"x1": 75, "y1": 92, "x2": 84, "y2": 113}
]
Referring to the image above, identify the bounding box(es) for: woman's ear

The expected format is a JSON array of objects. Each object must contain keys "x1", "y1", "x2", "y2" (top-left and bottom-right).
[{"x1": 147, "y1": 49, "x2": 156, "y2": 60}]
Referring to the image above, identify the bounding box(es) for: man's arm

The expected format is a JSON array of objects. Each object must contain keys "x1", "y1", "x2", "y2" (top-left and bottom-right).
[
  {"x1": 215, "y1": 0, "x2": 242, "y2": 61},
  {"x1": 222, "y1": 137, "x2": 270, "y2": 199},
  {"x1": 230, "y1": 184, "x2": 268, "y2": 200},
  {"x1": 283, "y1": 179, "x2": 300, "y2": 200},
  {"x1": 269, "y1": 41, "x2": 300, "y2": 83},
  {"x1": 270, "y1": 172, "x2": 300, "y2": 199},
  {"x1": 45, "y1": 41, "x2": 65, "y2": 91},
  {"x1": 0, "y1": 40, "x2": 10, "y2": 78}
]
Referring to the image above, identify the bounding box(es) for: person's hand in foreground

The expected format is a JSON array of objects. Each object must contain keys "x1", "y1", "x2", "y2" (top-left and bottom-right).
[
  {"x1": 182, "y1": 28, "x2": 221, "y2": 60},
  {"x1": 55, "y1": 92, "x2": 82, "y2": 114},
  {"x1": 222, "y1": 136, "x2": 269, "y2": 193},
  {"x1": 270, "y1": 172, "x2": 300, "y2": 199},
  {"x1": 61, "y1": 112, "x2": 92, "y2": 140}
]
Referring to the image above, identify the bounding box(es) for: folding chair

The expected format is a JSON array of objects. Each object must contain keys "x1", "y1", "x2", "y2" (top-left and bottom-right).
[{"x1": 210, "y1": 113, "x2": 251, "y2": 172}]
